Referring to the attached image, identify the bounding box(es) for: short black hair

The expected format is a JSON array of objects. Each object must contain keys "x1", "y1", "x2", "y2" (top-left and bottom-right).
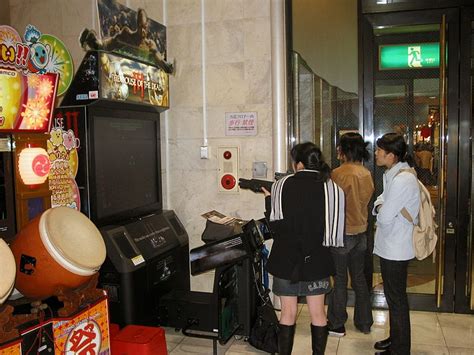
[
  {"x1": 290, "y1": 142, "x2": 330, "y2": 181},
  {"x1": 376, "y1": 133, "x2": 407, "y2": 162},
  {"x1": 338, "y1": 132, "x2": 370, "y2": 162}
]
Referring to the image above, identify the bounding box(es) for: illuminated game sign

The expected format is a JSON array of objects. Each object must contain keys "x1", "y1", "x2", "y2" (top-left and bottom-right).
[
  {"x1": 99, "y1": 52, "x2": 169, "y2": 107},
  {"x1": 48, "y1": 107, "x2": 84, "y2": 210},
  {"x1": 0, "y1": 68, "x2": 57, "y2": 131},
  {"x1": 379, "y1": 43, "x2": 440, "y2": 70},
  {"x1": 0, "y1": 24, "x2": 74, "y2": 132}
]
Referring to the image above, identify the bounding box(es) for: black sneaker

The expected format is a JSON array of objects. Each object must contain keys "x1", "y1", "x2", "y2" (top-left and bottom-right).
[{"x1": 328, "y1": 325, "x2": 346, "y2": 337}]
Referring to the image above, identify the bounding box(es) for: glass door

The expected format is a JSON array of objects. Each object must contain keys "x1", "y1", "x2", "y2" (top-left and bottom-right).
[
  {"x1": 362, "y1": 9, "x2": 460, "y2": 311},
  {"x1": 459, "y1": 7, "x2": 474, "y2": 313}
]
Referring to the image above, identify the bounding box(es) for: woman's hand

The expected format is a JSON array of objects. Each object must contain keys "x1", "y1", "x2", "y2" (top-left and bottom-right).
[{"x1": 261, "y1": 187, "x2": 271, "y2": 197}]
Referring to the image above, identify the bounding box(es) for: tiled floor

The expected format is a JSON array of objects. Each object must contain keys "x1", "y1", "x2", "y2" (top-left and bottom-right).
[{"x1": 164, "y1": 305, "x2": 474, "y2": 354}]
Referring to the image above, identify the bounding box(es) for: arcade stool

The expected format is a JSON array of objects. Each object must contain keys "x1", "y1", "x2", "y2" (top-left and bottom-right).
[{"x1": 111, "y1": 324, "x2": 167, "y2": 355}]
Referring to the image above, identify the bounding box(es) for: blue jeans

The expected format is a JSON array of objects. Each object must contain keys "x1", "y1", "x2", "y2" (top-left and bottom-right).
[
  {"x1": 380, "y1": 257, "x2": 411, "y2": 355},
  {"x1": 327, "y1": 233, "x2": 373, "y2": 330}
]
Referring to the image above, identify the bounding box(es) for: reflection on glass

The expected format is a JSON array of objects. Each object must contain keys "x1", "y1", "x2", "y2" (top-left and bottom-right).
[
  {"x1": 291, "y1": 0, "x2": 358, "y2": 168},
  {"x1": 291, "y1": 51, "x2": 360, "y2": 169},
  {"x1": 297, "y1": 56, "x2": 314, "y2": 143},
  {"x1": 373, "y1": 78, "x2": 440, "y2": 295}
]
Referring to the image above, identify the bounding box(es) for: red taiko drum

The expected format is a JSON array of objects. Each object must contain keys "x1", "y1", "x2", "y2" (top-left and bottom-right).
[
  {"x1": 0, "y1": 238, "x2": 16, "y2": 304},
  {"x1": 10, "y1": 207, "x2": 106, "y2": 300}
]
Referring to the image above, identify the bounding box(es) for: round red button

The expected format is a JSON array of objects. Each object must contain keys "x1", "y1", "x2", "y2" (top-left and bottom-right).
[
  {"x1": 223, "y1": 151, "x2": 232, "y2": 160},
  {"x1": 221, "y1": 174, "x2": 236, "y2": 190}
]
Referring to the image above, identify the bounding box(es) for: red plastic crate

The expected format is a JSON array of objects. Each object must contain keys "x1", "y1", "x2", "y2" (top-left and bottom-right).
[
  {"x1": 111, "y1": 325, "x2": 167, "y2": 355},
  {"x1": 109, "y1": 323, "x2": 121, "y2": 339}
]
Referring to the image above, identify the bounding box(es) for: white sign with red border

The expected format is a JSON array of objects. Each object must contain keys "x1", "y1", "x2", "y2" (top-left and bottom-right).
[{"x1": 225, "y1": 112, "x2": 257, "y2": 136}]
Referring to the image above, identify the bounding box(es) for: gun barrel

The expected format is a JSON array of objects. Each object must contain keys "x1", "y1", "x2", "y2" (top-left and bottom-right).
[{"x1": 238, "y1": 178, "x2": 273, "y2": 193}]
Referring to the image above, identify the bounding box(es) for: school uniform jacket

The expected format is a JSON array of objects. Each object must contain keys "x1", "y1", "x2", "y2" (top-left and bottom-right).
[{"x1": 264, "y1": 171, "x2": 336, "y2": 282}]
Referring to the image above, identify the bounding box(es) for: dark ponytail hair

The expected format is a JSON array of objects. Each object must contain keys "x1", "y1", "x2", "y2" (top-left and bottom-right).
[
  {"x1": 338, "y1": 132, "x2": 370, "y2": 162},
  {"x1": 376, "y1": 133, "x2": 414, "y2": 166},
  {"x1": 290, "y1": 142, "x2": 331, "y2": 181}
]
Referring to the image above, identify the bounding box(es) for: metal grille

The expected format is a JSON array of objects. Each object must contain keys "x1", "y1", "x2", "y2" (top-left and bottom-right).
[
  {"x1": 332, "y1": 88, "x2": 359, "y2": 168},
  {"x1": 374, "y1": 80, "x2": 411, "y2": 194},
  {"x1": 373, "y1": 75, "x2": 439, "y2": 196}
]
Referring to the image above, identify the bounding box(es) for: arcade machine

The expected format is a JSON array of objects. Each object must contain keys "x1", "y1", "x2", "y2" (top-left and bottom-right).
[
  {"x1": 0, "y1": 24, "x2": 114, "y2": 354},
  {"x1": 158, "y1": 218, "x2": 270, "y2": 350},
  {"x1": 0, "y1": 24, "x2": 59, "y2": 240},
  {"x1": 54, "y1": 0, "x2": 190, "y2": 326}
]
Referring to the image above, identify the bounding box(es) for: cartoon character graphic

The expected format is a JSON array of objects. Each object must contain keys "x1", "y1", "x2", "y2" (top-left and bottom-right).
[
  {"x1": 28, "y1": 41, "x2": 50, "y2": 74},
  {"x1": 24, "y1": 25, "x2": 50, "y2": 74},
  {"x1": 62, "y1": 129, "x2": 80, "y2": 151},
  {"x1": 49, "y1": 128, "x2": 63, "y2": 146},
  {"x1": 48, "y1": 125, "x2": 81, "y2": 210}
]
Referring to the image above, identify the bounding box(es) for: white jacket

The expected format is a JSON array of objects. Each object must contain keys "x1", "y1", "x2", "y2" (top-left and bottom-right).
[{"x1": 373, "y1": 162, "x2": 420, "y2": 261}]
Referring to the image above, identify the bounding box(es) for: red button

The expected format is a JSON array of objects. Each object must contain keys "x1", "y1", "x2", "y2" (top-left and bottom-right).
[
  {"x1": 221, "y1": 174, "x2": 236, "y2": 190},
  {"x1": 223, "y1": 151, "x2": 232, "y2": 160}
]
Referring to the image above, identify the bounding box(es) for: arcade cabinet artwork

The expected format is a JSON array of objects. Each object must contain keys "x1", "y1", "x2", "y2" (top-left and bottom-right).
[
  {"x1": 54, "y1": 0, "x2": 188, "y2": 329},
  {"x1": 0, "y1": 23, "x2": 59, "y2": 244},
  {"x1": 0, "y1": 23, "x2": 72, "y2": 233},
  {"x1": 0, "y1": 24, "x2": 112, "y2": 355},
  {"x1": 80, "y1": 0, "x2": 174, "y2": 74}
]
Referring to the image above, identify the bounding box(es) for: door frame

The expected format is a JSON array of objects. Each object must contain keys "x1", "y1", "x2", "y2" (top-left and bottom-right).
[
  {"x1": 361, "y1": 8, "x2": 460, "y2": 312},
  {"x1": 456, "y1": 6, "x2": 474, "y2": 314}
]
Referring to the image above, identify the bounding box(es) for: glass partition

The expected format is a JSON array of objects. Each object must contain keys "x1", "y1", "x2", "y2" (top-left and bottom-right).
[{"x1": 290, "y1": 51, "x2": 358, "y2": 169}]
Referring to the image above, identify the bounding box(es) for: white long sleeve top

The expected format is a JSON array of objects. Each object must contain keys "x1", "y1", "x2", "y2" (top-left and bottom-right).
[{"x1": 373, "y1": 161, "x2": 420, "y2": 261}]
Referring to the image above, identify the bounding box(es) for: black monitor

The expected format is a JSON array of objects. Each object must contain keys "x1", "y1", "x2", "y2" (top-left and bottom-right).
[{"x1": 87, "y1": 104, "x2": 162, "y2": 226}]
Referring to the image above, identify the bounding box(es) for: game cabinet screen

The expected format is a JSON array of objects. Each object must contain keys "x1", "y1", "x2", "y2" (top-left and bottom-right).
[{"x1": 89, "y1": 109, "x2": 161, "y2": 225}]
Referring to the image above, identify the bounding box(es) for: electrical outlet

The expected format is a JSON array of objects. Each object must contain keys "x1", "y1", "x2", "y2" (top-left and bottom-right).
[{"x1": 200, "y1": 146, "x2": 209, "y2": 159}]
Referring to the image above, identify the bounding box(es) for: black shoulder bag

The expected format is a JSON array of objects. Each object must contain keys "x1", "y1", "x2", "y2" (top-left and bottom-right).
[
  {"x1": 248, "y1": 299, "x2": 279, "y2": 354},
  {"x1": 248, "y1": 261, "x2": 279, "y2": 354}
]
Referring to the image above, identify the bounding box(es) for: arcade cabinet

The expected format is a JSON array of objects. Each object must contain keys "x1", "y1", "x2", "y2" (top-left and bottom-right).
[
  {"x1": 159, "y1": 219, "x2": 268, "y2": 343},
  {"x1": 0, "y1": 65, "x2": 58, "y2": 241},
  {"x1": 56, "y1": 50, "x2": 189, "y2": 326}
]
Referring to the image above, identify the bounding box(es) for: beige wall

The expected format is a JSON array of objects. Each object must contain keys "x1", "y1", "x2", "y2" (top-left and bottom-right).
[
  {"x1": 9, "y1": 0, "x2": 273, "y2": 291},
  {"x1": 0, "y1": 0, "x2": 10, "y2": 24},
  {"x1": 166, "y1": 0, "x2": 272, "y2": 290},
  {"x1": 292, "y1": 0, "x2": 358, "y2": 94}
]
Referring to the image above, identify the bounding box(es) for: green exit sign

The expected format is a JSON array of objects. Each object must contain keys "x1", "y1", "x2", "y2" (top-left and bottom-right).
[{"x1": 379, "y1": 43, "x2": 440, "y2": 70}]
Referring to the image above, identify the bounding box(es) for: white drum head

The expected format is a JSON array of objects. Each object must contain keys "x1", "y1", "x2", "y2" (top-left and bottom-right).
[
  {"x1": 0, "y1": 239, "x2": 16, "y2": 304},
  {"x1": 39, "y1": 207, "x2": 106, "y2": 276}
]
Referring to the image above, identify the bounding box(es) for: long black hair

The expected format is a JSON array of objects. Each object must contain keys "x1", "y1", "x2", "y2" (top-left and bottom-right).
[
  {"x1": 290, "y1": 142, "x2": 331, "y2": 181},
  {"x1": 376, "y1": 133, "x2": 414, "y2": 166},
  {"x1": 339, "y1": 132, "x2": 370, "y2": 162}
]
